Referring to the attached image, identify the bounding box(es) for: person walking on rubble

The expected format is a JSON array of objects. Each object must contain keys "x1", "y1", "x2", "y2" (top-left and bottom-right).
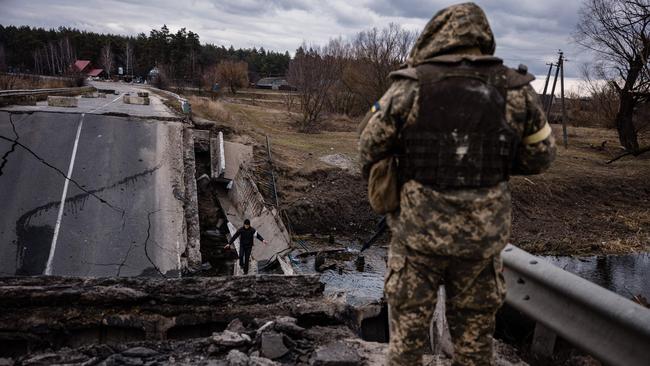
[
  {"x1": 224, "y1": 219, "x2": 268, "y2": 275},
  {"x1": 359, "y1": 3, "x2": 556, "y2": 365}
]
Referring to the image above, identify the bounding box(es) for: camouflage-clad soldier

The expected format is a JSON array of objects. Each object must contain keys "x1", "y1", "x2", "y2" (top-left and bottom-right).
[{"x1": 359, "y1": 3, "x2": 556, "y2": 366}]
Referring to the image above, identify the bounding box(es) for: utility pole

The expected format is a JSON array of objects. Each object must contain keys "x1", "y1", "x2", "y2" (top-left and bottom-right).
[
  {"x1": 541, "y1": 62, "x2": 554, "y2": 98},
  {"x1": 559, "y1": 51, "x2": 568, "y2": 148},
  {"x1": 546, "y1": 55, "x2": 561, "y2": 116}
]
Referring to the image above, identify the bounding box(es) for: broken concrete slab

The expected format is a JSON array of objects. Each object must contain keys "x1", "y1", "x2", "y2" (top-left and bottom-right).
[
  {"x1": 47, "y1": 96, "x2": 77, "y2": 107},
  {"x1": 123, "y1": 95, "x2": 150, "y2": 105},
  {"x1": 309, "y1": 341, "x2": 361, "y2": 366},
  {"x1": 182, "y1": 128, "x2": 202, "y2": 272},
  {"x1": 223, "y1": 141, "x2": 253, "y2": 181},
  {"x1": 0, "y1": 275, "x2": 327, "y2": 354},
  {"x1": 225, "y1": 167, "x2": 291, "y2": 265}
]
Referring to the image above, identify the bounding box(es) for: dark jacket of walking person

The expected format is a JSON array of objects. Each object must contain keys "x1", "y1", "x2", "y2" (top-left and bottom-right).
[
  {"x1": 359, "y1": 3, "x2": 556, "y2": 365},
  {"x1": 225, "y1": 219, "x2": 267, "y2": 274}
]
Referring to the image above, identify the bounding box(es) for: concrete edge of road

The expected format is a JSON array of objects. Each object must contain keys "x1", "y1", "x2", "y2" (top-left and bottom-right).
[
  {"x1": 0, "y1": 108, "x2": 187, "y2": 123},
  {"x1": 182, "y1": 128, "x2": 202, "y2": 272}
]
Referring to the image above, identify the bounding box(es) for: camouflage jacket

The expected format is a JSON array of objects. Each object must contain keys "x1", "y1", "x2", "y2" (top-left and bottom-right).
[{"x1": 358, "y1": 60, "x2": 556, "y2": 258}]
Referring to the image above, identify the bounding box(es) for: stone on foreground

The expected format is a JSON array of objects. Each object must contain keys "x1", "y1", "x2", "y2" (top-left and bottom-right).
[
  {"x1": 212, "y1": 330, "x2": 251, "y2": 347},
  {"x1": 47, "y1": 96, "x2": 77, "y2": 107},
  {"x1": 309, "y1": 341, "x2": 361, "y2": 366},
  {"x1": 260, "y1": 331, "x2": 289, "y2": 360}
]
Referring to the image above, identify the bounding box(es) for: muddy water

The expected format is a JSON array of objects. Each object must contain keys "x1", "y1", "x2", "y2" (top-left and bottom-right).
[
  {"x1": 543, "y1": 252, "x2": 650, "y2": 299},
  {"x1": 290, "y1": 242, "x2": 387, "y2": 307}
]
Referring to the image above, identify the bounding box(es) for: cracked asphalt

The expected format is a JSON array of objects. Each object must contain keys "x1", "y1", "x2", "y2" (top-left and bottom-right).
[{"x1": 0, "y1": 84, "x2": 186, "y2": 277}]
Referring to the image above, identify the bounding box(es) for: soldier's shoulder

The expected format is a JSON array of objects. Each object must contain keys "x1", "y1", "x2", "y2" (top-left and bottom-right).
[
  {"x1": 505, "y1": 64, "x2": 535, "y2": 89},
  {"x1": 389, "y1": 67, "x2": 418, "y2": 81}
]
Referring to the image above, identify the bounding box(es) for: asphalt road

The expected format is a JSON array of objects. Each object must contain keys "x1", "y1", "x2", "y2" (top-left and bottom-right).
[{"x1": 0, "y1": 91, "x2": 186, "y2": 277}]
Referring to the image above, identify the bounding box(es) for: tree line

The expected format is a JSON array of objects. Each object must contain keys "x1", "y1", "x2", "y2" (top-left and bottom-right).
[
  {"x1": 0, "y1": 25, "x2": 290, "y2": 83},
  {"x1": 287, "y1": 23, "x2": 417, "y2": 130}
]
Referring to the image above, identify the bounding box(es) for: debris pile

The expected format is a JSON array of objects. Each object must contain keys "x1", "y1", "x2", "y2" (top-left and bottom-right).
[{"x1": 5, "y1": 315, "x2": 382, "y2": 366}]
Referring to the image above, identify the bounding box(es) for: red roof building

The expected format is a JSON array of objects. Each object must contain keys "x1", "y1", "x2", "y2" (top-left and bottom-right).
[
  {"x1": 72, "y1": 60, "x2": 104, "y2": 78},
  {"x1": 87, "y1": 68, "x2": 105, "y2": 77},
  {"x1": 73, "y1": 60, "x2": 91, "y2": 73}
]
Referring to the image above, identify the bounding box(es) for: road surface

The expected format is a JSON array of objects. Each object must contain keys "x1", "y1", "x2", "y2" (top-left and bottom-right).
[{"x1": 0, "y1": 82, "x2": 186, "y2": 277}]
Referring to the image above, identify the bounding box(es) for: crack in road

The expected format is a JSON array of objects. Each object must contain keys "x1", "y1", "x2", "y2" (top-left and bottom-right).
[
  {"x1": 116, "y1": 241, "x2": 137, "y2": 277},
  {"x1": 0, "y1": 112, "x2": 125, "y2": 215},
  {"x1": 143, "y1": 209, "x2": 166, "y2": 278},
  {"x1": 0, "y1": 114, "x2": 20, "y2": 177},
  {"x1": 14, "y1": 166, "x2": 162, "y2": 274}
]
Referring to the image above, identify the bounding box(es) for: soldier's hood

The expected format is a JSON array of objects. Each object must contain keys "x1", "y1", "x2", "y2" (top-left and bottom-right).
[{"x1": 408, "y1": 2, "x2": 495, "y2": 66}]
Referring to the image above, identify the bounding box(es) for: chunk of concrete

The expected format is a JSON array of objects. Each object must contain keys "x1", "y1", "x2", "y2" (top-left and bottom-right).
[
  {"x1": 212, "y1": 330, "x2": 250, "y2": 347},
  {"x1": 309, "y1": 341, "x2": 361, "y2": 366},
  {"x1": 47, "y1": 96, "x2": 77, "y2": 107},
  {"x1": 274, "y1": 316, "x2": 305, "y2": 337},
  {"x1": 260, "y1": 331, "x2": 289, "y2": 360},
  {"x1": 226, "y1": 350, "x2": 249, "y2": 366},
  {"x1": 226, "y1": 318, "x2": 246, "y2": 333},
  {"x1": 123, "y1": 95, "x2": 150, "y2": 105}
]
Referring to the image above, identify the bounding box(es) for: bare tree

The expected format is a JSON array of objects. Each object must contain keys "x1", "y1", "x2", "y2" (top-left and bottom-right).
[
  {"x1": 216, "y1": 60, "x2": 248, "y2": 93},
  {"x1": 100, "y1": 43, "x2": 114, "y2": 78},
  {"x1": 576, "y1": 0, "x2": 650, "y2": 153},
  {"x1": 0, "y1": 44, "x2": 6, "y2": 72},
  {"x1": 345, "y1": 23, "x2": 417, "y2": 108},
  {"x1": 125, "y1": 41, "x2": 134, "y2": 77},
  {"x1": 287, "y1": 43, "x2": 344, "y2": 132}
]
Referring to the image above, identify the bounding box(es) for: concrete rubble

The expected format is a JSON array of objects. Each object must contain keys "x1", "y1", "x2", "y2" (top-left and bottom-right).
[
  {"x1": 46, "y1": 95, "x2": 78, "y2": 107},
  {"x1": 123, "y1": 94, "x2": 150, "y2": 105}
]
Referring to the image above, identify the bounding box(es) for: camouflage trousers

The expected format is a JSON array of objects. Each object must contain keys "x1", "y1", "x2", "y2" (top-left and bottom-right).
[{"x1": 385, "y1": 241, "x2": 506, "y2": 366}]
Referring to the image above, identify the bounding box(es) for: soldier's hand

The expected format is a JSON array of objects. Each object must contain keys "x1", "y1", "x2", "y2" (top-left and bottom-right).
[
  {"x1": 263, "y1": 240, "x2": 269, "y2": 245},
  {"x1": 223, "y1": 244, "x2": 231, "y2": 250}
]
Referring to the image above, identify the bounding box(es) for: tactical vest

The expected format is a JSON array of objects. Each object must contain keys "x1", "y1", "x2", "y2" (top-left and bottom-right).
[{"x1": 399, "y1": 59, "x2": 518, "y2": 189}]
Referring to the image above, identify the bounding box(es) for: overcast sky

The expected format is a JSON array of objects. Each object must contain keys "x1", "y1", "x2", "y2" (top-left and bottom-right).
[{"x1": 0, "y1": 0, "x2": 588, "y2": 78}]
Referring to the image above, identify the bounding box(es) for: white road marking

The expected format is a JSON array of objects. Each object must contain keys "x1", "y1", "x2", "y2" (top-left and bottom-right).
[
  {"x1": 89, "y1": 93, "x2": 122, "y2": 113},
  {"x1": 44, "y1": 113, "x2": 85, "y2": 275},
  {"x1": 44, "y1": 92, "x2": 123, "y2": 275}
]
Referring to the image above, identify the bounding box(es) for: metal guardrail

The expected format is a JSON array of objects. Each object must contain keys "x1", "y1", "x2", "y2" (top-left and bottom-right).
[
  {"x1": 502, "y1": 244, "x2": 650, "y2": 366},
  {"x1": 0, "y1": 86, "x2": 93, "y2": 98}
]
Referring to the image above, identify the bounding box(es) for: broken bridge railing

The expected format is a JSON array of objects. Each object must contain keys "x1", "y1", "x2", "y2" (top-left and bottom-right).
[{"x1": 502, "y1": 244, "x2": 650, "y2": 366}]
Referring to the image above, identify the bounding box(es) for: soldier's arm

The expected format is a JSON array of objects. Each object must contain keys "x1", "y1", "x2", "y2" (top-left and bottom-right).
[
  {"x1": 511, "y1": 85, "x2": 557, "y2": 175},
  {"x1": 359, "y1": 78, "x2": 417, "y2": 179}
]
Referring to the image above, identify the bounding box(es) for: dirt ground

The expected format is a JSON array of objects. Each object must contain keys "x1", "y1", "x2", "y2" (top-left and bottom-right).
[{"x1": 191, "y1": 93, "x2": 649, "y2": 256}]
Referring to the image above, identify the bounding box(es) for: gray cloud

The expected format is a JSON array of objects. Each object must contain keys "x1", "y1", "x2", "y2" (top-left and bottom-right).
[{"x1": 0, "y1": 0, "x2": 588, "y2": 77}]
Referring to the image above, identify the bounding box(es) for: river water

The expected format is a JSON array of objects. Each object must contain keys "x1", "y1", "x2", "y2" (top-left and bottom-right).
[{"x1": 543, "y1": 252, "x2": 650, "y2": 299}]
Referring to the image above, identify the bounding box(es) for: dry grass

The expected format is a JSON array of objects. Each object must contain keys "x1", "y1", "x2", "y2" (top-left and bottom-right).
[
  {"x1": 220, "y1": 102, "x2": 359, "y2": 168},
  {"x1": 188, "y1": 96, "x2": 232, "y2": 123},
  {"x1": 187, "y1": 95, "x2": 359, "y2": 169}
]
